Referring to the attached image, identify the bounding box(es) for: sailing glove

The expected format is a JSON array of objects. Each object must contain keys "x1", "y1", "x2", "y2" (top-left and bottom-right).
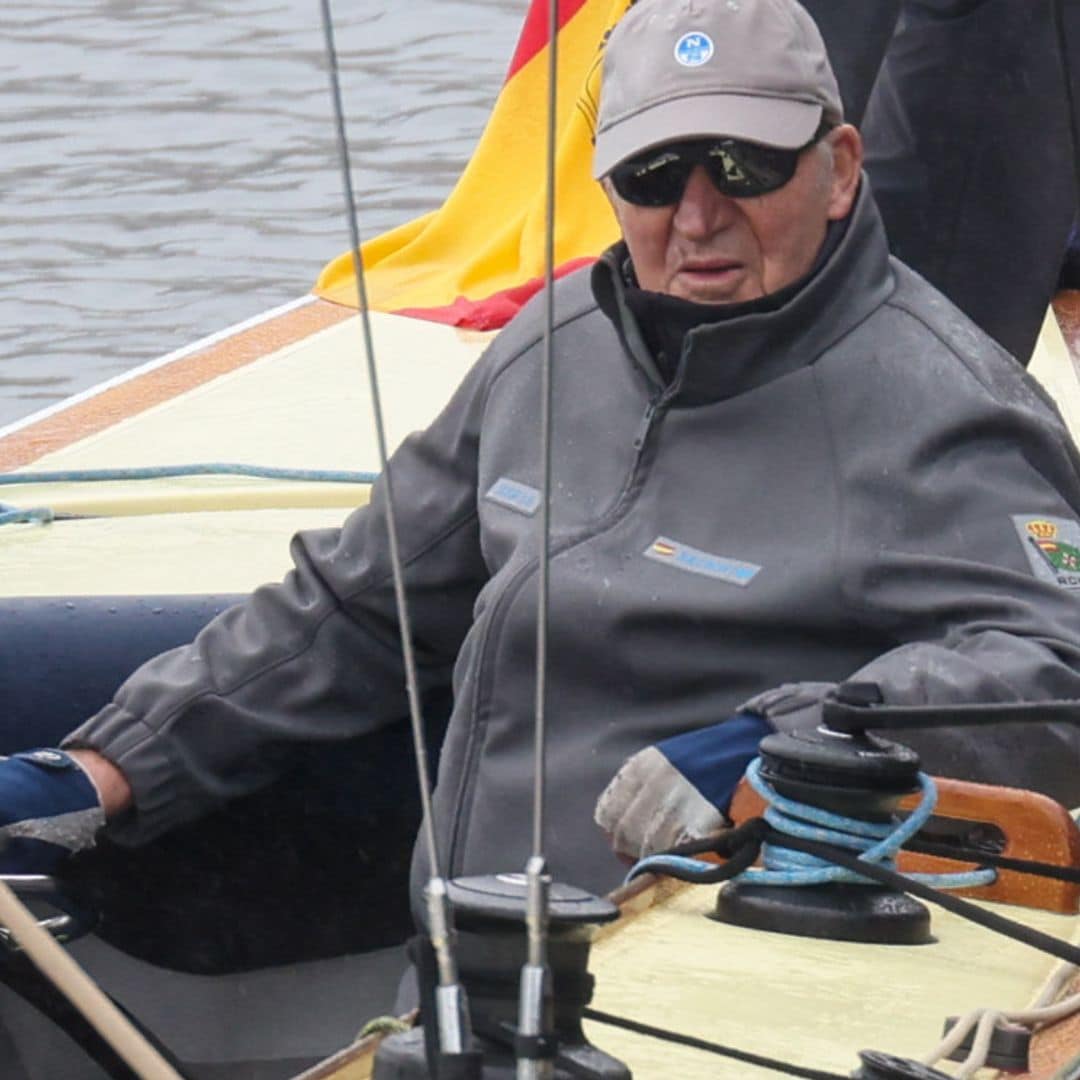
[
  {"x1": 594, "y1": 712, "x2": 772, "y2": 860},
  {"x1": 0, "y1": 749, "x2": 105, "y2": 874},
  {"x1": 594, "y1": 682, "x2": 849, "y2": 859}
]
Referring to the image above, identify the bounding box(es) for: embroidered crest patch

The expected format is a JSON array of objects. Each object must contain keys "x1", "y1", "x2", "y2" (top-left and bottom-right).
[
  {"x1": 485, "y1": 477, "x2": 540, "y2": 516},
  {"x1": 1013, "y1": 515, "x2": 1080, "y2": 590},
  {"x1": 644, "y1": 535, "x2": 761, "y2": 587}
]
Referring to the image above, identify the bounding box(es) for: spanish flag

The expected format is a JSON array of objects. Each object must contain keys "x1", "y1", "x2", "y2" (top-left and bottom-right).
[{"x1": 313, "y1": 0, "x2": 631, "y2": 330}]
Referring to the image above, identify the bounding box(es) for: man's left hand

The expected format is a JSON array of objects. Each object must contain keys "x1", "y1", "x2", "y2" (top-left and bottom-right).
[{"x1": 594, "y1": 712, "x2": 771, "y2": 860}]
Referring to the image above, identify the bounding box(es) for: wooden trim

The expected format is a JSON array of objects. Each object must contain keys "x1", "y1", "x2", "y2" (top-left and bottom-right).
[
  {"x1": 290, "y1": 1036, "x2": 379, "y2": 1080},
  {"x1": 0, "y1": 298, "x2": 353, "y2": 471},
  {"x1": 1000, "y1": 970, "x2": 1080, "y2": 1080},
  {"x1": 290, "y1": 1012, "x2": 418, "y2": 1080}
]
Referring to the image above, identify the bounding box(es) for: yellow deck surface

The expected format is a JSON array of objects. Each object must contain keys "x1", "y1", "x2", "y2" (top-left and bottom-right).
[
  {"x1": 2, "y1": 308, "x2": 491, "y2": 595},
  {"x1": 3, "y1": 303, "x2": 1078, "y2": 600},
  {"x1": 586, "y1": 882, "x2": 1079, "y2": 1078},
  {"x1": 297, "y1": 879, "x2": 1080, "y2": 1080},
  {"x1": 6, "y1": 309, "x2": 489, "y2": 510}
]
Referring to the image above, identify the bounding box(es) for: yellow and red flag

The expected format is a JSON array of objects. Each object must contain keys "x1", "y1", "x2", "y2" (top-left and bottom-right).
[{"x1": 314, "y1": 0, "x2": 631, "y2": 330}]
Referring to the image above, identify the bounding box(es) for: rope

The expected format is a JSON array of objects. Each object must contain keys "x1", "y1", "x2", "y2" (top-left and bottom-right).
[
  {"x1": 904, "y1": 836, "x2": 1080, "y2": 884},
  {"x1": 631, "y1": 760, "x2": 996, "y2": 891},
  {"x1": 0, "y1": 502, "x2": 53, "y2": 526},
  {"x1": 0, "y1": 464, "x2": 377, "y2": 486},
  {"x1": 0, "y1": 464, "x2": 377, "y2": 528},
  {"x1": 765, "y1": 831, "x2": 1080, "y2": 967},
  {"x1": 920, "y1": 962, "x2": 1080, "y2": 1078},
  {"x1": 581, "y1": 1006, "x2": 850, "y2": 1080}
]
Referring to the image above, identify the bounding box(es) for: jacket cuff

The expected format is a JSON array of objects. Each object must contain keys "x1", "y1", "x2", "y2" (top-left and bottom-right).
[{"x1": 62, "y1": 704, "x2": 196, "y2": 845}]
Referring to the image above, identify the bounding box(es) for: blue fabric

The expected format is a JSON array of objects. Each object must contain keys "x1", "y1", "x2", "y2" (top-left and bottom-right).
[
  {"x1": 0, "y1": 749, "x2": 100, "y2": 873},
  {"x1": 655, "y1": 712, "x2": 772, "y2": 814}
]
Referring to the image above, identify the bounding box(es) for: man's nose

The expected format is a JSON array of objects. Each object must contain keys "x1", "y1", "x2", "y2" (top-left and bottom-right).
[{"x1": 672, "y1": 165, "x2": 737, "y2": 236}]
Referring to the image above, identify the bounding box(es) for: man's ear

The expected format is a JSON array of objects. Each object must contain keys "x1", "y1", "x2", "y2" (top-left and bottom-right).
[{"x1": 825, "y1": 124, "x2": 863, "y2": 221}]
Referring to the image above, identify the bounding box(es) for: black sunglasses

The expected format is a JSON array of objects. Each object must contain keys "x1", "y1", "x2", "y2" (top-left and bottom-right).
[{"x1": 609, "y1": 125, "x2": 832, "y2": 207}]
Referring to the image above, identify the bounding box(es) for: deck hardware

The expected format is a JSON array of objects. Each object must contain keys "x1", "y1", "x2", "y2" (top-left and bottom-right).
[
  {"x1": 372, "y1": 874, "x2": 629, "y2": 1079},
  {"x1": 852, "y1": 1049, "x2": 953, "y2": 1079},
  {"x1": 0, "y1": 875, "x2": 97, "y2": 951},
  {"x1": 713, "y1": 724, "x2": 934, "y2": 943},
  {"x1": 941, "y1": 1014, "x2": 1031, "y2": 1072}
]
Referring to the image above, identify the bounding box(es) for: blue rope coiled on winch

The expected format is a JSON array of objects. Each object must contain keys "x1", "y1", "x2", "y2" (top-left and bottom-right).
[{"x1": 630, "y1": 757, "x2": 997, "y2": 891}]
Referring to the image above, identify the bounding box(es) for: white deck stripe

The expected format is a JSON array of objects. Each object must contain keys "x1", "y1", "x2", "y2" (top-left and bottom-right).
[{"x1": 0, "y1": 294, "x2": 317, "y2": 442}]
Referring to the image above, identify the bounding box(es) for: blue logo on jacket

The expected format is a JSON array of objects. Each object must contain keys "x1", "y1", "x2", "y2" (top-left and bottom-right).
[
  {"x1": 645, "y1": 536, "x2": 760, "y2": 587},
  {"x1": 485, "y1": 477, "x2": 541, "y2": 516}
]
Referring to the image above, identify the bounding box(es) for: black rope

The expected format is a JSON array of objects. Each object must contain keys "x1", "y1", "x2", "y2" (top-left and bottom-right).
[
  {"x1": 903, "y1": 836, "x2": 1080, "y2": 884},
  {"x1": 628, "y1": 820, "x2": 770, "y2": 883},
  {"x1": 648, "y1": 818, "x2": 1080, "y2": 888},
  {"x1": 767, "y1": 828, "x2": 1080, "y2": 967},
  {"x1": 663, "y1": 819, "x2": 770, "y2": 861},
  {"x1": 644, "y1": 821, "x2": 1080, "y2": 961},
  {"x1": 582, "y1": 1006, "x2": 850, "y2": 1080}
]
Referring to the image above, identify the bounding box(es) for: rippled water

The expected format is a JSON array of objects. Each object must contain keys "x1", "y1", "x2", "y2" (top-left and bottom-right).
[{"x1": 0, "y1": 0, "x2": 527, "y2": 427}]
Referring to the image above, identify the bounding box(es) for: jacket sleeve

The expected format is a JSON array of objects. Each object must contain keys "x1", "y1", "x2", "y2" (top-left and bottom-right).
[
  {"x1": 63, "y1": 352, "x2": 496, "y2": 843},
  {"x1": 819, "y1": 348, "x2": 1080, "y2": 807}
]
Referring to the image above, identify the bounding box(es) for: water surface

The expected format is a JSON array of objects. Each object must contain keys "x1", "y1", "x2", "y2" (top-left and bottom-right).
[{"x1": 1, "y1": 0, "x2": 527, "y2": 427}]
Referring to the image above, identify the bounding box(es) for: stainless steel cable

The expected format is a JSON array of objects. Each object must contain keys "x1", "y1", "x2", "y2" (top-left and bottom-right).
[
  {"x1": 317, "y1": 0, "x2": 443, "y2": 895},
  {"x1": 532, "y1": 0, "x2": 559, "y2": 866},
  {"x1": 317, "y1": 0, "x2": 470, "y2": 1053},
  {"x1": 518, "y1": 2, "x2": 560, "y2": 1077}
]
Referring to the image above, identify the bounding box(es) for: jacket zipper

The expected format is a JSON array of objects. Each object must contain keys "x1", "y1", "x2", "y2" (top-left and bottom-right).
[
  {"x1": 445, "y1": 391, "x2": 669, "y2": 875},
  {"x1": 632, "y1": 397, "x2": 659, "y2": 450}
]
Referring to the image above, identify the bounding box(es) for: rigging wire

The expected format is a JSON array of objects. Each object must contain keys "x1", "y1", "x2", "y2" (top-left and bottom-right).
[
  {"x1": 518, "y1": 1, "x2": 560, "y2": 1077},
  {"x1": 316, "y1": 0, "x2": 473, "y2": 1065}
]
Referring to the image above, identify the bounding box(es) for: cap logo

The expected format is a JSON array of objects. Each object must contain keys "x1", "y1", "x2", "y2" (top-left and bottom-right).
[{"x1": 673, "y1": 31, "x2": 713, "y2": 68}]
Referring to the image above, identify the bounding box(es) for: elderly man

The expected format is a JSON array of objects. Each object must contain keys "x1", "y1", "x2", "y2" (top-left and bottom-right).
[{"x1": 4, "y1": 0, "x2": 1080, "y2": 903}]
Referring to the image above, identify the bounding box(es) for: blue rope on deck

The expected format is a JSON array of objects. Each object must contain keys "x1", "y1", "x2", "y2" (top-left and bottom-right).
[
  {"x1": 0, "y1": 502, "x2": 53, "y2": 526},
  {"x1": 632, "y1": 758, "x2": 997, "y2": 891},
  {"x1": 0, "y1": 464, "x2": 379, "y2": 527}
]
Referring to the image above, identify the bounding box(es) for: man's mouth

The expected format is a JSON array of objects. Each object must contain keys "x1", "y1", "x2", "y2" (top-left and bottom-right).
[{"x1": 679, "y1": 259, "x2": 741, "y2": 276}]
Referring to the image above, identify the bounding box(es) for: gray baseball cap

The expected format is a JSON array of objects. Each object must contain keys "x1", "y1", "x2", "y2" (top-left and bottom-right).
[{"x1": 593, "y1": 0, "x2": 844, "y2": 179}]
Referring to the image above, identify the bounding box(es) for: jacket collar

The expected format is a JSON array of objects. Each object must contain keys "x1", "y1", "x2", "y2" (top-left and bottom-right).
[{"x1": 591, "y1": 180, "x2": 896, "y2": 406}]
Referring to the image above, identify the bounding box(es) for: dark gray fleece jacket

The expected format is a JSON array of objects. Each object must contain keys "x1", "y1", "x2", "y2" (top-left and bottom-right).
[{"x1": 68, "y1": 183, "x2": 1080, "y2": 901}]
